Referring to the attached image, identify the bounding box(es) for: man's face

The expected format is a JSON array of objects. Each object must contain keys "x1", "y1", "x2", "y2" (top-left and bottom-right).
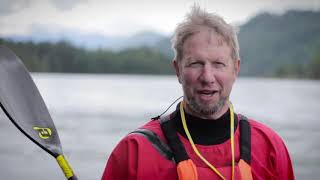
[{"x1": 173, "y1": 28, "x2": 240, "y2": 119}]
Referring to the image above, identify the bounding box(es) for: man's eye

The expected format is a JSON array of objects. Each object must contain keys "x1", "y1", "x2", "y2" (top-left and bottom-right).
[
  {"x1": 189, "y1": 61, "x2": 202, "y2": 67},
  {"x1": 213, "y1": 62, "x2": 225, "y2": 68}
]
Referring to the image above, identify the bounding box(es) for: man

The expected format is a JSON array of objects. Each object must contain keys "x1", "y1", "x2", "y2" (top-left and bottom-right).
[{"x1": 102, "y1": 6, "x2": 294, "y2": 180}]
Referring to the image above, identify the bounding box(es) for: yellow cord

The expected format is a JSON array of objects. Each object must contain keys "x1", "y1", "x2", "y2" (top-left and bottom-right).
[
  {"x1": 230, "y1": 101, "x2": 235, "y2": 180},
  {"x1": 180, "y1": 101, "x2": 235, "y2": 180}
]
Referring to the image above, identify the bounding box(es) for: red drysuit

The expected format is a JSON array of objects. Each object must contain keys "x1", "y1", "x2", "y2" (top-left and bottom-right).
[{"x1": 102, "y1": 112, "x2": 294, "y2": 180}]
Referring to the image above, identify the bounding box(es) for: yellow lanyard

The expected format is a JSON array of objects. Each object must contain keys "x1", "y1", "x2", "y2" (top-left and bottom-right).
[{"x1": 180, "y1": 101, "x2": 235, "y2": 180}]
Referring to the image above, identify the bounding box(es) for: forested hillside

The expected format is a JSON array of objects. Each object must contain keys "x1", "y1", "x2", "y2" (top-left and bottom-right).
[
  {"x1": 1, "y1": 10, "x2": 319, "y2": 78},
  {"x1": 0, "y1": 39, "x2": 173, "y2": 74},
  {"x1": 238, "y1": 10, "x2": 320, "y2": 78}
]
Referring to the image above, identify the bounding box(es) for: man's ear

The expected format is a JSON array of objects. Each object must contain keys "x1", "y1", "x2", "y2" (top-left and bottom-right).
[
  {"x1": 234, "y1": 59, "x2": 241, "y2": 77},
  {"x1": 173, "y1": 59, "x2": 182, "y2": 83}
]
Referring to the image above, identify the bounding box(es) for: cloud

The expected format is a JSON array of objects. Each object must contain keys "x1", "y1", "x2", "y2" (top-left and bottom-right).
[
  {"x1": 1, "y1": 0, "x2": 319, "y2": 37},
  {"x1": 0, "y1": 0, "x2": 31, "y2": 16},
  {"x1": 50, "y1": 0, "x2": 88, "y2": 11}
]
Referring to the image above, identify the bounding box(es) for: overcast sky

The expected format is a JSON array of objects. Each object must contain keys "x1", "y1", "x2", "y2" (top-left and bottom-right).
[{"x1": 0, "y1": 0, "x2": 319, "y2": 37}]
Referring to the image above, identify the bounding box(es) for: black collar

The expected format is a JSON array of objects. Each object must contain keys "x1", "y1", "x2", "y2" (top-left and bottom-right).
[{"x1": 172, "y1": 103, "x2": 238, "y2": 145}]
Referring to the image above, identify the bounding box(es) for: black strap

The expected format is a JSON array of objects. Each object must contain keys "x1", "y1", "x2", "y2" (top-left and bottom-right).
[
  {"x1": 131, "y1": 113, "x2": 251, "y2": 165},
  {"x1": 239, "y1": 115, "x2": 251, "y2": 164},
  {"x1": 160, "y1": 114, "x2": 189, "y2": 163},
  {"x1": 130, "y1": 128, "x2": 174, "y2": 162}
]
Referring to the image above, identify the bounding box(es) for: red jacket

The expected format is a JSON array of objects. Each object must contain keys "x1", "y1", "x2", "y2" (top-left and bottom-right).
[{"x1": 102, "y1": 115, "x2": 294, "y2": 180}]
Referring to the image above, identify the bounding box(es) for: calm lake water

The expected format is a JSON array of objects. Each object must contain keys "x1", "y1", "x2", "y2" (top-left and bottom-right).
[{"x1": 0, "y1": 73, "x2": 319, "y2": 179}]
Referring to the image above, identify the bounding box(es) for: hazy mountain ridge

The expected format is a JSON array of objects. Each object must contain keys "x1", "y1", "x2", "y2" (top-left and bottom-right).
[
  {"x1": 6, "y1": 28, "x2": 166, "y2": 51},
  {"x1": 151, "y1": 10, "x2": 320, "y2": 77},
  {"x1": 1, "y1": 9, "x2": 320, "y2": 78},
  {"x1": 238, "y1": 10, "x2": 320, "y2": 76}
]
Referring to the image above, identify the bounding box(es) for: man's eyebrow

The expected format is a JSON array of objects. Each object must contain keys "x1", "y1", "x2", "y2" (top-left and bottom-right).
[{"x1": 183, "y1": 57, "x2": 193, "y2": 61}]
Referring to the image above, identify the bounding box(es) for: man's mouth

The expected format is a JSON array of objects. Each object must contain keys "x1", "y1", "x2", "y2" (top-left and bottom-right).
[{"x1": 198, "y1": 90, "x2": 218, "y2": 97}]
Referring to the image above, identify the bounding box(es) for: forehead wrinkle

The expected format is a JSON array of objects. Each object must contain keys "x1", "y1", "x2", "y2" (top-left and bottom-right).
[
  {"x1": 183, "y1": 27, "x2": 225, "y2": 50},
  {"x1": 206, "y1": 28, "x2": 225, "y2": 47},
  {"x1": 182, "y1": 28, "x2": 230, "y2": 61}
]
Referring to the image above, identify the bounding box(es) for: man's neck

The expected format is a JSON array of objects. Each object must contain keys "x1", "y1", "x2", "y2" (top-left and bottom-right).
[
  {"x1": 173, "y1": 104, "x2": 238, "y2": 145},
  {"x1": 184, "y1": 102, "x2": 230, "y2": 120}
]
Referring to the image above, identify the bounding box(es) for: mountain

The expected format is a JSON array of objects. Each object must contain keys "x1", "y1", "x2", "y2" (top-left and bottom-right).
[
  {"x1": 5, "y1": 27, "x2": 166, "y2": 51},
  {"x1": 152, "y1": 10, "x2": 320, "y2": 77},
  {"x1": 153, "y1": 36, "x2": 174, "y2": 59},
  {"x1": 238, "y1": 10, "x2": 320, "y2": 77},
  {"x1": 2, "y1": 9, "x2": 320, "y2": 78}
]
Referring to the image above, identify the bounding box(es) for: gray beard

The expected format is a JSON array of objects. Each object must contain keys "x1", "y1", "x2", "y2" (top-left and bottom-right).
[{"x1": 187, "y1": 95, "x2": 227, "y2": 117}]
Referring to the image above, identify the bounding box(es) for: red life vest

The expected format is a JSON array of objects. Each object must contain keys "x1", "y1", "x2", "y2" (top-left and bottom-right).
[{"x1": 130, "y1": 114, "x2": 253, "y2": 180}]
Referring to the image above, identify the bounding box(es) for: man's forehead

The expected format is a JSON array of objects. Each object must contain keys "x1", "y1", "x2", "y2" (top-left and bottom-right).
[{"x1": 184, "y1": 27, "x2": 227, "y2": 48}]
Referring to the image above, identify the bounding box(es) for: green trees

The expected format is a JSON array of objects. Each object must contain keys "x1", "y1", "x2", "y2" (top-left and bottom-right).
[
  {"x1": 1, "y1": 10, "x2": 319, "y2": 78},
  {"x1": 308, "y1": 51, "x2": 320, "y2": 79},
  {"x1": 238, "y1": 10, "x2": 320, "y2": 78},
  {"x1": 275, "y1": 49, "x2": 320, "y2": 79},
  {"x1": 0, "y1": 39, "x2": 173, "y2": 75}
]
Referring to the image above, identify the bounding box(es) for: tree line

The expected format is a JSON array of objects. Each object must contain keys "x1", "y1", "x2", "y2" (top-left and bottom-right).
[
  {"x1": 0, "y1": 39, "x2": 174, "y2": 75},
  {"x1": 2, "y1": 8, "x2": 320, "y2": 81},
  {"x1": 238, "y1": 10, "x2": 320, "y2": 79}
]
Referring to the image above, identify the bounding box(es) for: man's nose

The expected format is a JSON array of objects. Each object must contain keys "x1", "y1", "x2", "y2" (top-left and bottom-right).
[{"x1": 199, "y1": 64, "x2": 216, "y2": 84}]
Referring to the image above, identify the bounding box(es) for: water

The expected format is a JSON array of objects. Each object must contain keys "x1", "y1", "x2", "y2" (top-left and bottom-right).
[{"x1": 0, "y1": 73, "x2": 319, "y2": 180}]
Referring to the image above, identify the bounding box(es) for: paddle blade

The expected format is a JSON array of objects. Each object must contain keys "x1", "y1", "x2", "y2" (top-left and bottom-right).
[{"x1": 0, "y1": 46, "x2": 62, "y2": 157}]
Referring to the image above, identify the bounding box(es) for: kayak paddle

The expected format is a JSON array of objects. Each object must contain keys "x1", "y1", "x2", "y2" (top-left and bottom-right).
[{"x1": 0, "y1": 46, "x2": 77, "y2": 180}]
